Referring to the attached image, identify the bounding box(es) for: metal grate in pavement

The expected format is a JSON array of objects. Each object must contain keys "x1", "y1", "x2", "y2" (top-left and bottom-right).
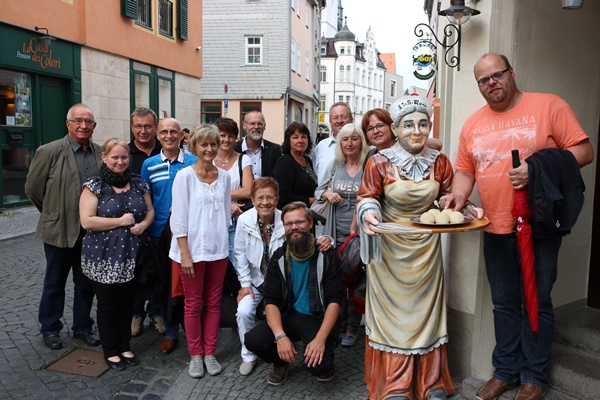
[{"x1": 45, "y1": 348, "x2": 109, "y2": 377}]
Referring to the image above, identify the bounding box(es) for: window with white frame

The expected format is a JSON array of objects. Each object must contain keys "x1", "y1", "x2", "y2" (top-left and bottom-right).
[
  {"x1": 305, "y1": 53, "x2": 310, "y2": 80},
  {"x1": 291, "y1": 40, "x2": 296, "y2": 71},
  {"x1": 346, "y1": 66, "x2": 351, "y2": 82},
  {"x1": 390, "y1": 80, "x2": 396, "y2": 97},
  {"x1": 245, "y1": 36, "x2": 262, "y2": 65},
  {"x1": 340, "y1": 47, "x2": 345, "y2": 55},
  {"x1": 338, "y1": 95, "x2": 343, "y2": 102},
  {"x1": 319, "y1": 96, "x2": 326, "y2": 111},
  {"x1": 339, "y1": 65, "x2": 345, "y2": 81},
  {"x1": 296, "y1": 43, "x2": 301, "y2": 75},
  {"x1": 320, "y1": 46, "x2": 325, "y2": 55},
  {"x1": 320, "y1": 66, "x2": 326, "y2": 82},
  {"x1": 345, "y1": 95, "x2": 351, "y2": 105},
  {"x1": 158, "y1": 0, "x2": 173, "y2": 37},
  {"x1": 136, "y1": 0, "x2": 152, "y2": 28},
  {"x1": 305, "y1": 2, "x2": 309, "y2": 27}
]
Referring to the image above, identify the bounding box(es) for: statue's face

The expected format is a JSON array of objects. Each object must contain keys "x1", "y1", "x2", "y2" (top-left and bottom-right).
[{"x1": 395, "y1": 111, "x2": 431, "y2": 154}]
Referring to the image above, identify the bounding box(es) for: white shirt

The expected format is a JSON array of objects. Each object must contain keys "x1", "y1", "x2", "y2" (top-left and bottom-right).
[
  {"x1": 169, "y1": 167, "x2": 231, "y2": 263},
  {"x1": 241, "y1": 139, "x2": 264, "y2": 179},
  {"x1": 312, "y1": 136, "x2": 337, "y2": 185}
]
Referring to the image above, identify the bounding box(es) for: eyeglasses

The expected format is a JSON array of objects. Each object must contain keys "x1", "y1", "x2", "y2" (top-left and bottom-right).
[
  {"x1": 400, "y1": 121, "x2": 430, "y2": 132},
  {"x1": 132, "y1": 124, "x2": 155, "y2": 131},
  {"x1": 366, "y1": 123, "x2": 387, "y2": 134},
  {"x1": 477, "y1": 67, "x2": 510, "y2": 87},
  {"x1": 245, "y1": 122, "x2": 265, "y2": 127},
  {"x1": 331, "y1": 115, "x2": 351, "y2": 122},
  {"x1": 69, "y1": 119, "x2": 95, "y2": 126},
  {"x1": 283, "y1": 219, "x2": 307, "y2": 228},
  {"x1": 253, "y1": 195, "x2": 277, "y2": 203},
  {"x1": 158, "y1": 129, "x2": 180, "y2": 137}
]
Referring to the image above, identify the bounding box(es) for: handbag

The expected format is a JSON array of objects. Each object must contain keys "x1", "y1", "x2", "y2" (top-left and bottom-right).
[
  {"x1": 135, "y1": 233, "x2": 161, "y2": 287},
  {"x1": 310, "y1": 162, "x2": 338, "y2": 222}
]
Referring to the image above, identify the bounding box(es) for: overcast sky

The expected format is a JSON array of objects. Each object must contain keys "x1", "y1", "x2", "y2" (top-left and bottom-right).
[{"x1": 340, "y1": 0, "x2": 430, "y2": 91}]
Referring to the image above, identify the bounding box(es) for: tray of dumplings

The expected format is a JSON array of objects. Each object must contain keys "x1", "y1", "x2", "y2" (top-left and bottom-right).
[{"x1": 369, "y1": 208, "x2": 489, "y2": 235}]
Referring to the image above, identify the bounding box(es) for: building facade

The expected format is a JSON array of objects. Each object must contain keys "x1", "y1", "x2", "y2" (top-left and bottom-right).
[
  {"x1": 318, "y1": 24, "x2": 386, "y2": 132},
  {"x1": 0, "y1": 0, "x2": 202, "y2": 209},
  {"x1": 200, "y1": 0, "x2": 325, "y2": 143}
]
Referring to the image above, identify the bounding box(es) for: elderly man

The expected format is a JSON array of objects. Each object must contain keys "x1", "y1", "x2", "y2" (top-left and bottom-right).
[
  {"x1": 233, "y1": 110, "x2": 281, "y2": 178},
  {"x1": 440, "y1": 53, "x2": 593, "y2": 400},
  {"x1": 25, "y1": 103, "x2": 102, "y2": 350},
  {"x1": 244, "y1": 202, "x2": 344, "y2": 386},
  {"x1": 129, "y1": 107, "x2": 164, "y2": 337},
  {"x1": 313, "y1": 102, "x2": 353, "y2": 184},
  {"x1": 140, "y1": 117, "x2": 197, "y2": 355}
]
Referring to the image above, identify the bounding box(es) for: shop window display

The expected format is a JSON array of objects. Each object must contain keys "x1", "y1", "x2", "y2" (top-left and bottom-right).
[{"x1": 0, "y1": 70, "x2": 32, "y2": 127}]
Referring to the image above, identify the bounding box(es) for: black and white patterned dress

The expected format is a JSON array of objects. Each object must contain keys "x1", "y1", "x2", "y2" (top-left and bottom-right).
[{"x1": 81, "y1": 176, "x2": 149, "y2": 284}]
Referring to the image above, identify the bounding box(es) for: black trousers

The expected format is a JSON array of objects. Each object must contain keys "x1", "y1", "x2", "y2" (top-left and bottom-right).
[
  {"x1": 244, "y1": 310, "x2": 335, "y2": 376},
  {"x1": 90, "y1": 279, "x2": 136, "y2": 358}
]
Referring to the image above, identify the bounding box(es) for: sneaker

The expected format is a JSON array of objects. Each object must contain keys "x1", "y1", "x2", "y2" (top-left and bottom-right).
[
  {"x1": 239, "y1": 361, "x2": 256, "y2": 376},
  {"x1": 204, "y1": 355, "x2": 223, "y2": 376},
  {"x1": 268, "y1": 364, "x2": 289, "y2": 386},
  {"x1": 188, "y1": 357, "x2": 204, "y2": 378},
  {"x1": 317, "y1": 367, "x2": 336, "y2": 382},
  {"x1": 340, "y1": 334, "x2": 357, "y2": 347},
  {"x1": 131, "y1": 316, "x2": 143, "y2": 337},
  {"x1": 151, "y1": 316, "x2": 166, "y2": 334}
]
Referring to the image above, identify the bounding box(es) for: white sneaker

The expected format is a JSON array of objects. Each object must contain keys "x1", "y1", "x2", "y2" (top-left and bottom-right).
[
  {"x1": 188, "y1": 357, "x2": 204, "y2": 378},
  {"x1": 204, "y1": 355, "x2": 223, "y2": 376},
  {"x1": 131, "y1": 316, "x2": 143, "y2": 337},
  {"x1": 239, "y1": 361, "x2": 256, "y2": 376}
]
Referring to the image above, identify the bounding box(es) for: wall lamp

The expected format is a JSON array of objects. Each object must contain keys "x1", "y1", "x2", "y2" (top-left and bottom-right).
[
  {"x1": 34, "y1": 26, "x2": 56, "y2": 46},
  {"x1": 415, "y1": 0, "x2": 480, "y2": 71}
]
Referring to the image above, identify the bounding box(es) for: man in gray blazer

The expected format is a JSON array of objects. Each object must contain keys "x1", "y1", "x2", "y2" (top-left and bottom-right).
[{"x1": 25, "y1": 103, "x2": 102, "y2": 350}]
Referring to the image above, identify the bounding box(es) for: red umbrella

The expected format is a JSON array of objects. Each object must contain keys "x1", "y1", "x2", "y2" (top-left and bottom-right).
[{"x1": 511, "y1": 149, "x2": 538, "y2": 337}]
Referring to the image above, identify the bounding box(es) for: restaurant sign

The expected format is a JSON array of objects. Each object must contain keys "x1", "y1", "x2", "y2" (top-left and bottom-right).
[
  {"x1": 0, "y1": 23, "x2": 77, "y2": 77},
  {"x1": 413, "y1": 36, "x2": 436, "y2": 80}
]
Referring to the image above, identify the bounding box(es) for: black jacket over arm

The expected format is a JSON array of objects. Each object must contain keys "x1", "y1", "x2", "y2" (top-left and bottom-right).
[{"x1": 272, "y1": 154, "x2": 318, "y2": 209}]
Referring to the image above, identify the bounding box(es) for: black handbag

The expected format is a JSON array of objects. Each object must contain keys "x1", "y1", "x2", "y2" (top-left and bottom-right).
[{"x1": 135, "y1": 234, "x2": 161, "y2": 287}]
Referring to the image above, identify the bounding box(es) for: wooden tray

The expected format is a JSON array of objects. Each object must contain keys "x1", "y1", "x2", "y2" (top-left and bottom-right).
[{"x1": 369, "y1": 217, "x2": 490, "y2": 235}]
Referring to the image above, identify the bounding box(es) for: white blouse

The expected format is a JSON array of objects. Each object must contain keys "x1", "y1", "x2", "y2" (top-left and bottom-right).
[{"x1": 169, "y1": 166, "x2": 231, "y2": 263}]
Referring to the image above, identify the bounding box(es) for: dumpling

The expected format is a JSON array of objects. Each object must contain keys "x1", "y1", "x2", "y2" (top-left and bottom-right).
[
  {"x1": 435, "y1": 212, "x2": 450, "y2": 224},
  {"x1": 450, "y1": 211, "x2": 465, "y2": 223},
  {"x1": 420, "y1": 211, "x2": 435, "y2": 223}
]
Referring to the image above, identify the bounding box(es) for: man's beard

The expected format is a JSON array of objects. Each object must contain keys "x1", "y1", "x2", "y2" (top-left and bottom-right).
[
  {"x1": 247, "y1": 131, "x2": 263, "y2": 141},
  {"x1": 286, "y1": 230, "x2": 311, "y2": 255}
]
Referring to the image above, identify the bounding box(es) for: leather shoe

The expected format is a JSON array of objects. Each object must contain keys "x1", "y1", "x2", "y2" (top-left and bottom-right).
[
  {"x1": 121, "y1": 354, "x2": 139, "y2": 366},
  {"x1": 74, "y1": 331, "x2": 101, "y2": 346},
  {"x1": 476, "y1": 377, "x2": 518, "y2": 400},
  {"x1": 43, "y1": 334, "x2": 63, "y2": 350},
  {"x1": 160, "y1": 338, "x2": 178, "y2": 355},
  {"x1": 105, "y1": 357, "x2": 126, "y2": 371},
  {"x1": 514, "y1": 384, "x2": 546, "y2": 400}
]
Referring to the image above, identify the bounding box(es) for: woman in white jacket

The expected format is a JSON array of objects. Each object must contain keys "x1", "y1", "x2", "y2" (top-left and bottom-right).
[
  {"x1": 234, "y1": 177, "x2": 285, "y2": 376},
  {"x1": 234, "y1": 177, "x2": 334, "y2": 376}
]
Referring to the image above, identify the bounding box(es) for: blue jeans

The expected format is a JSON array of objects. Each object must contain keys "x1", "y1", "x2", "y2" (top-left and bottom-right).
[
  {"x1": 228, "y1": 221, "x2": 237, "y2": 270},
  {"x1": 39, "y1": 236, "x2": 95, "y2": 336},
  {"x1": 483, "y1": 232, "x2": 561, "y2": 389}
]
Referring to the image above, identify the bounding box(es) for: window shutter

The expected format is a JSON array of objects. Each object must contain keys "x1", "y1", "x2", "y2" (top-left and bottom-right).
[
  {"x1": 178, "y1": 0, "x2": 188, "y2": 40},
  {"x1": 121, "y1": 0, "x2": 137, "y2": 19}
]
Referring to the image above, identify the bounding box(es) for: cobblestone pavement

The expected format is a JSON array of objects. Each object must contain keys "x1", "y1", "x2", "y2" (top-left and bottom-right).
[{"x1": 0, "y1": 208, "x2": 465, "y2": 399}]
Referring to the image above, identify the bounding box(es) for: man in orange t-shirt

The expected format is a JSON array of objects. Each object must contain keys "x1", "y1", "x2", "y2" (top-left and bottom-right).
[{"x1": 441, "y1": 53, "x2": 593, "y2": 400}]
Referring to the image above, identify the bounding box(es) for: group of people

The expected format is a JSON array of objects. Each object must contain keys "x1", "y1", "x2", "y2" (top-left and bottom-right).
[{"x1": 25, "y1": 53, "x2": 592, "y2": 400}]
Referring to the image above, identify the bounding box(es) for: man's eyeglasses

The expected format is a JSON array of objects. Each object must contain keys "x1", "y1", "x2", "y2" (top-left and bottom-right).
[
  {"x1": 69, "y1": 119, "x2": 95, "y2": 126},
  {"x1": 477, "y1": 68, "x2": 510, "y2": 87},
  {"x1": 133, "y1": 124, "x2": 155, "y2": 131},
  {"x1": 253, "y1": 195, "x2": 277, "y2": 203},
  {"x1": 158, "y1": 130, "x2": 180, "y2": 137},
  {"x1": 245, "y1": 122, "x2": 265, "y2": 127},
  {"x1": 366, "y1": 123, "x2": 387, "y2": 134},
  {"x1": 331, "y1": 115, "x2": 351, "y2": 122},
  {"x1": 283, "y1": 219, "x2": 307, "y2": 228}
]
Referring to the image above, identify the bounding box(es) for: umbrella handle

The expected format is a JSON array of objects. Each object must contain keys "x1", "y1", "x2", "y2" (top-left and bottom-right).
[{"x1": 512, "y1": 149, "x2": 520, "y2": 168}]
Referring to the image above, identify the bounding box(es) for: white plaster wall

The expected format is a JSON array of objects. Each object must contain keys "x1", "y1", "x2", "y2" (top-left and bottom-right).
[
  {"x1": 81, "y1": 47, "x2": 131, "y2": 144},
  {"x1": 175, "y1": 73, "x2": 201, "y2": 130}
]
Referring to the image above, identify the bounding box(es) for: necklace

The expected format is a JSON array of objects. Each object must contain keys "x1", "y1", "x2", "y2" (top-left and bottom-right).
[{"x1": 216, "y1": 153, "x2": 234, "y2": 167}]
